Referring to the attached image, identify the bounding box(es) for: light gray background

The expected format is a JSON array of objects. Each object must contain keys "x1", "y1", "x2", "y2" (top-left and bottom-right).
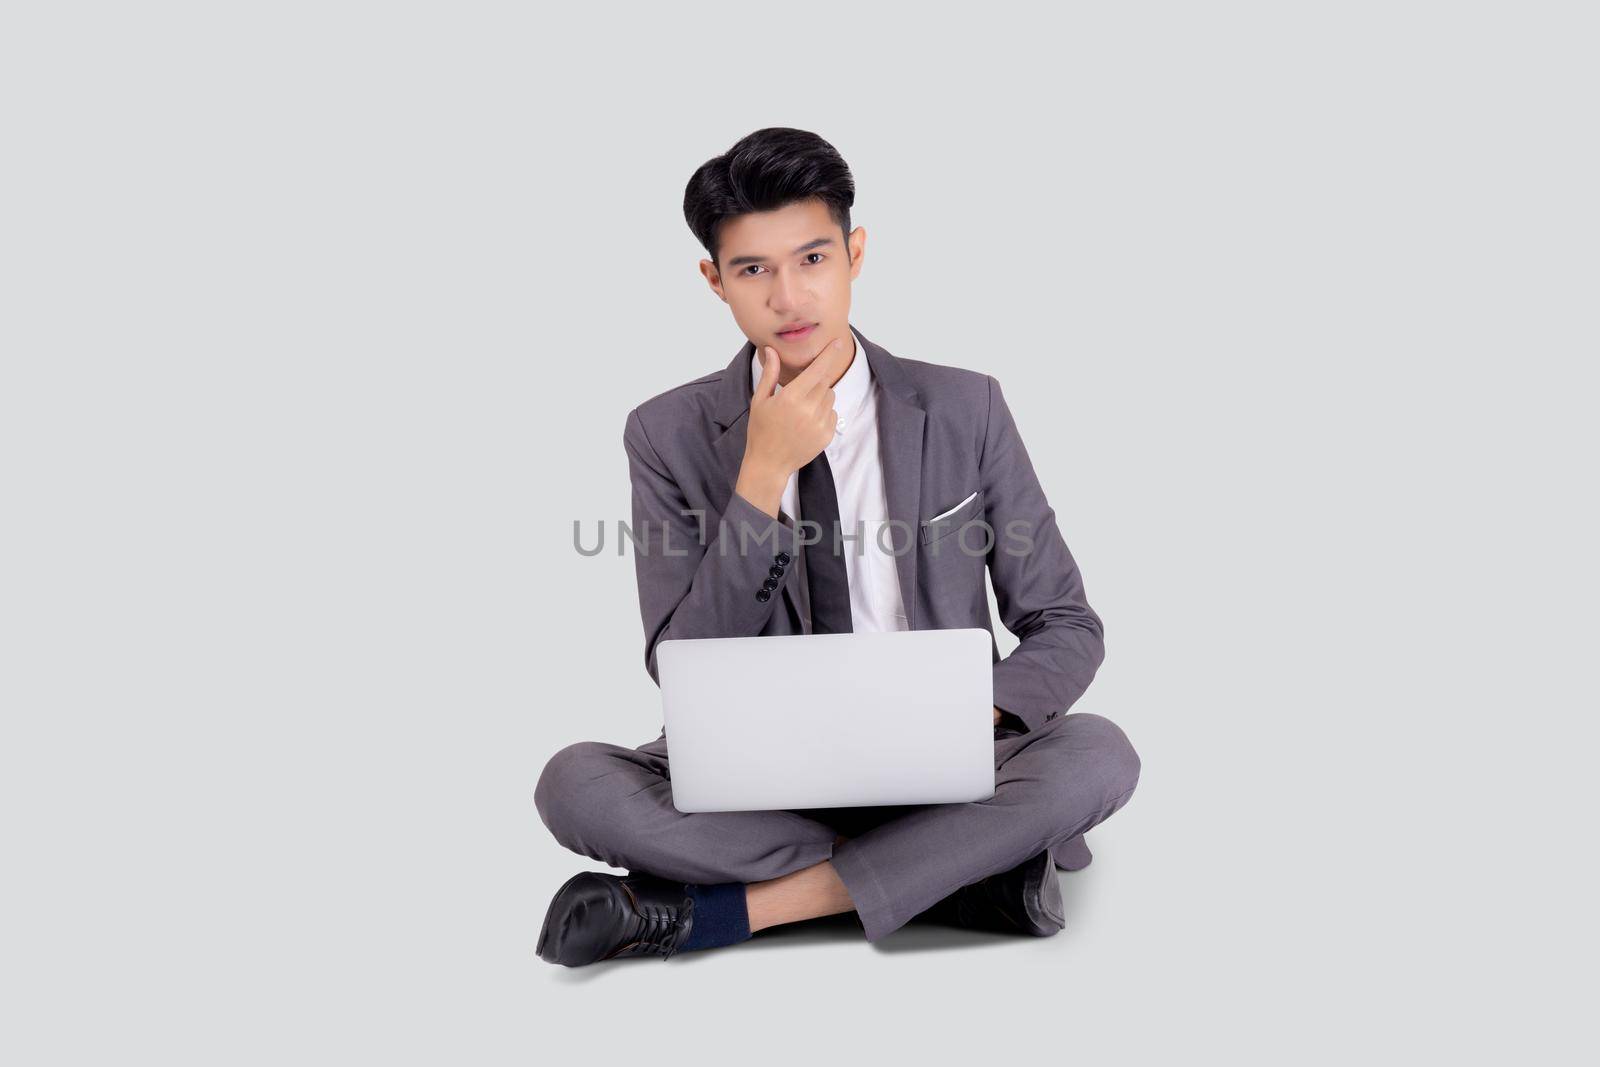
[{"x1": 2, "y1": 2, "x2": 1594, "y2": 1063}]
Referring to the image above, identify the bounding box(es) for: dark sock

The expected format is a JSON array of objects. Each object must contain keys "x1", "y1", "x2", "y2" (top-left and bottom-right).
[{"x1": 678, "y1": 881, "x2": 751, "y2": 952}]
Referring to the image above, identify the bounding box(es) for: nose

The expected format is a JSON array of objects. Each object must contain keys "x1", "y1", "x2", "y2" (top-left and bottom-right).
[{"x1": 768, "y1": 266, "x2": 804, "y2": 315}]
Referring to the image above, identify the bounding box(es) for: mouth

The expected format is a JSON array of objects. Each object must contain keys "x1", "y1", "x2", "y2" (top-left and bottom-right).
[{"x1": 776, "y1": 323, "x2": 817, "y2": 343}]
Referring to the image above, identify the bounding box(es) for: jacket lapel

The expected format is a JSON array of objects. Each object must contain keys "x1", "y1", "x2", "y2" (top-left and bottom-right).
[
  {"x1": 854, "y1": 326, "x2": 926, "y2": 630},
  {"x1": 710, "y1": 338, "x2": 757, "y2": 506}
]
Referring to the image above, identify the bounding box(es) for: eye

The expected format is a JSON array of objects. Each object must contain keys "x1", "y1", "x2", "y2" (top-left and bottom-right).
[
  {"x1": 804, "y1": 253, "x2": 824, "y2": 265},
  {"x1": 740, "y1": 265, "x2": 765, "y2": 277}
]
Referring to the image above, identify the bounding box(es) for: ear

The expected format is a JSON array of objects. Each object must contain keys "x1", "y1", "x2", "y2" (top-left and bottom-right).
[
  {"x1": 698, "y1": 258, "x2": 727, "y2": 303},
  {"x1": 847, "y1": 226, "x2": 867, "y2": 281}
]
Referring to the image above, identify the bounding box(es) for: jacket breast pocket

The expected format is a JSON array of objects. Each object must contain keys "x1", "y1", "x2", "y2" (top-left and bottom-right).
[{"x1": 920, "y1": 489, "x2": 984, "y2": 545}]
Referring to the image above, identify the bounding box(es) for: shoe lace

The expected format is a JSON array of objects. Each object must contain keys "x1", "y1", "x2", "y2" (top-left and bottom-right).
[{"x1": 603, "y1": 884, "x2": 692, "y2": 960}]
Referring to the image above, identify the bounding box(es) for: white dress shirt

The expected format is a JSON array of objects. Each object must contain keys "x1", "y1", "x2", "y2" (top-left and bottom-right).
[{"x1": 751, "y1": 326, "x2": 910, "y2": 633}]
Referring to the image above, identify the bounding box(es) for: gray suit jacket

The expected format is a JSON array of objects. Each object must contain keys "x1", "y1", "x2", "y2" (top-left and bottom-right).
[{"x1": 622, "y1": 323, "x2": 1105, "y2": 734}]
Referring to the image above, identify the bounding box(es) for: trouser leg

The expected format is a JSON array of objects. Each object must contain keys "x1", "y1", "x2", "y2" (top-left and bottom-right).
[
  {"x1": 534, "y1": 732, "x2": 838, "y2": 885},
  {"x1": 828, "y1": 711, "x2": 1142, "y2": 942}
]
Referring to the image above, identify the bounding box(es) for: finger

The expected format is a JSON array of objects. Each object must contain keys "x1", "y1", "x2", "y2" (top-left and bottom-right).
[
  {"x1": 790, "y1": 337, "x2": 847, "y2": 394},
  {"x1": 753, "y1": 347, "x2": 779, "y2": 400},
  {"x1": 790, "y1": 337, "x2": 852, "y2": 395}
]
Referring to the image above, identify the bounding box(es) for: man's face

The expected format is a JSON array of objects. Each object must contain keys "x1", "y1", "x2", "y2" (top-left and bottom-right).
[{"x1": 700, "y1": 198, "x2": 866, "y2": 385}]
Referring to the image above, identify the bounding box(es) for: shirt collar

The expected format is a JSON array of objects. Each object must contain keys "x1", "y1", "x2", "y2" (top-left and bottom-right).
[{"x1": 751, "y1": 325, "x2": 873, "y2": 432}]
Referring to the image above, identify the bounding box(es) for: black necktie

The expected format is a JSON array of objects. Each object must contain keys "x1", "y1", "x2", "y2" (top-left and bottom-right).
[{"x1": 797, "y1": 452, "x2": 853, "y2": 634}]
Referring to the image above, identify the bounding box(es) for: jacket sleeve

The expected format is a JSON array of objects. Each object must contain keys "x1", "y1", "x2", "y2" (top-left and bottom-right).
[
  {"x1": 623, "y1": 407, "x2": 802, "y2": 684},
  {"x1": 980, "y1": 375, "x2": 1106, "y2": 732}
]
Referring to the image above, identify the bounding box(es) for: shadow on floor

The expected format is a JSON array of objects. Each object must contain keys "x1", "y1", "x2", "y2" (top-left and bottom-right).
[{"x1": 544, "y1": 864, "x2": 1096, "y2": 981}]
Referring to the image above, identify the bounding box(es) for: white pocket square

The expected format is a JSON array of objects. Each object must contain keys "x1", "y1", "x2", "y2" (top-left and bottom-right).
[{"x1": 926, "y1": 490, "x2": 978, "y2": 523}]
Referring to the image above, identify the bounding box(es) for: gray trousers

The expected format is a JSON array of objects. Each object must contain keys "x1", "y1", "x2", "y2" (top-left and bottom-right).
[{"x1": 534, "y1": 711, "x2": 1141, "y2": 942}]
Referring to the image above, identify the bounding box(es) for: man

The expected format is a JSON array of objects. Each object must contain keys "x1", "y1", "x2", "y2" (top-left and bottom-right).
[{"x1": 534, "y1": 128, "x2": 1140, "y2": 967}]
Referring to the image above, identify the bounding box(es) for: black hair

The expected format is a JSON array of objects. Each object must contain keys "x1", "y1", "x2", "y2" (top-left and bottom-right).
[{"x1": 683, "y1": 127, "x2": 856, "y2": 272}]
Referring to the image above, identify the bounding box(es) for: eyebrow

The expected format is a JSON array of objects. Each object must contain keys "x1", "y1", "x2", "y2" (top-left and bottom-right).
[{"x1": 724, "y1": 236, "x2": 835, "y2": 269}]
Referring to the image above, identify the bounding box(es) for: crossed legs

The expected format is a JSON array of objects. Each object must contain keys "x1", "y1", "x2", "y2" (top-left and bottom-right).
[{"x1": 533, "y1": 712, "x2": 1141, "y2": 942}]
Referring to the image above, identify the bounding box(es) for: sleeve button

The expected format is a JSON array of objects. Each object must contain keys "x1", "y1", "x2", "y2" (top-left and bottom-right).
[
  {"x1": 762, "y1": 576, "x2": 779, "y2": 591},
  {"x1": 775, "y1": 552, "x2": 791, "y2": 565},
  {"x1": 769, "y1": 565, "x2": 785, "y2": 579},
  {"x1": 756, "y1": 589, "x2": 771, "y2": 602}
]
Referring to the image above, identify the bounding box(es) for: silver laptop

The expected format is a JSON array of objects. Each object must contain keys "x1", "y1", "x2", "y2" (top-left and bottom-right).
[{"x1": 657, "y1": 628, "x2": 995, "y2": 813}]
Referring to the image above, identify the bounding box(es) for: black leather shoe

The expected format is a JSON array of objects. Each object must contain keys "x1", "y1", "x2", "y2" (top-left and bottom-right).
[
  {"x1": 536, "y1": 871, "x2": 695, "y2": 966},
  {"x1": 913, "y1": 850, "x2": 1065, "y2": 936}
]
